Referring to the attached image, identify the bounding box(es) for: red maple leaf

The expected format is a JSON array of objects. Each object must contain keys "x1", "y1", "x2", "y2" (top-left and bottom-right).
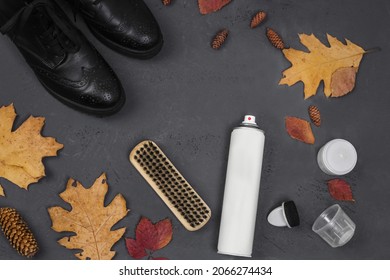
[
  {"x1": 126, "y1": 217, "x2": 173, "y2": 259},
  {"x1": 125, "y1": 239, "x2": 147, "y2": 259},
  {"x1": 327, "y1": 179, "x2": 354, "y2": 201},
  {"x1": 198, "y1": 0, "x2": 232, "y2": 15}
]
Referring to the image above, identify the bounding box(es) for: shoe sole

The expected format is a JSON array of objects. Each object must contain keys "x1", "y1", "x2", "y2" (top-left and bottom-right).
[
  {"x1": 87, "y1": 24, "x2": 164, "y2": 59},
  {"x1": 37, "y1": 76, "x2": 126, "y2": 117}
]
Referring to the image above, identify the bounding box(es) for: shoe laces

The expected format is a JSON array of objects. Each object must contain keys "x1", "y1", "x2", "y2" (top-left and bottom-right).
[{"x1": 0, "y1": 0, "x2": 81, "y2": 57}]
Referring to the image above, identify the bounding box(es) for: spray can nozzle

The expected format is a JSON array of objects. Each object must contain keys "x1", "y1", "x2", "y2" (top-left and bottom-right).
[{"x1": 242, "y1": 115, "x2": 258, "y2": 126}]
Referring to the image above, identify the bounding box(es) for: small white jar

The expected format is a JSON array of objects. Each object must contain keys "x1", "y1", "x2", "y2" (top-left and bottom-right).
[{"x1": 317, "y1": 139, "x2": 357, "y2": 175}]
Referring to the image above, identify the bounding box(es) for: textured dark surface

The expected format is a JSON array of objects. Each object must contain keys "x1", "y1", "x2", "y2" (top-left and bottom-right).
[{"x1": 0, "y1": 0, "x2": 389, "y2": 260}]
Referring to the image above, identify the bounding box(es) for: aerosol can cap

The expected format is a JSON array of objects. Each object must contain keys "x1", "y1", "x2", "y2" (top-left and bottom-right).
[{"x1": 242, "y1": 115, "x2": 257, "y2": 126}]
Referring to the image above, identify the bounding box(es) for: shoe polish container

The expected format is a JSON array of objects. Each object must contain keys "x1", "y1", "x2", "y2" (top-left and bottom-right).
[
  {"x1": 317, "y1": 139, "x2": 357, "y2": 175},
  {"x1": 217, "y1": 115, "x2": 265, "y2": 257}
]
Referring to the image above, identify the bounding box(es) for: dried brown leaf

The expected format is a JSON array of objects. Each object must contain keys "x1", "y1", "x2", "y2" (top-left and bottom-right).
[
  {"x1": 285, "y1": 116, "x2": 315, "y2": 144},
  {"x1": 0, "y1": 104, "x2": 63, "y2": 189},
  {"x1": 327, "y1": 179, "x2": 354, "y2": 201},
  {"x1": 198, "y1": 0, "x2": 231, "y2": 15},
  {"x1": 330, "y1": 67, "x2": 357, "y2": 97},
  {"x1": 48, "y1": 173, "x2": 128, "y2": 260},
  {"x1": 162, "y1": 0, "x2": 171, "y2": 6},
  {"x1": 279, "y1": 34, "x2": 365, "y2": 99}
]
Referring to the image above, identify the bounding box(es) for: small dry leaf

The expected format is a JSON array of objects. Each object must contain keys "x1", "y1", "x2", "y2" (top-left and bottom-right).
[
  {"x1": 279, "y1": 34, "x2": 365, "y2": 99},
  {"x1": 250, "y1": 11, "x2": 267, "y2": 28},
  {"x1": 198, "y1": 0, "x2": 231, "y2": 15},
  {"x1": 285, "y1": 116, "x2": 315, "y2": 144},
  {"x1": 125, "y1": 238, "x2": 147, "y2": 259},
  {"x1": 0, "y1": 184, "x2": 4, "y2": 197},
  {"x1": 136, "y1": 218, "x2": 172, "y2": 251},
  {"x1": 330, "y1": 67, "x2": 357, "y2": 97},
  {"x1": 327, "y1": 179, "x2": 354, "y2": 201},
  {"x1": 0, "y1": 104, "x2": 63, "y2": 189},
  {"x1": 126, "y1": 217, "x2": 173, "y2": 260},
  {"x1": 211, "y1": 29, "x2": 229, "y2": 50},
  {"x1": 162, "y1": 0, "x2": 171, "y2": 6},
  {"x1": 48, "y1": 173, "x2": 128, "y2": 260}
]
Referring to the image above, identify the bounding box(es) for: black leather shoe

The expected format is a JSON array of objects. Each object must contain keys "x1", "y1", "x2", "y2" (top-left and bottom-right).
[
  {"x1": 70, "y1": 0, "x2": 163, "y2": 59},
  {"x1": 0, "y1": 0, "x2": 125, "y2": 116}
]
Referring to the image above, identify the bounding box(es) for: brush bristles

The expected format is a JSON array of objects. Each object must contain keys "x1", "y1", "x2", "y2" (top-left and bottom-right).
[{"x1": 131, "y1": 141, "x2": 211, "y2": 231}]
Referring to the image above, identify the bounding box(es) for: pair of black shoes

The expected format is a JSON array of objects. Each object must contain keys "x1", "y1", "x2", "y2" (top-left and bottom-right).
[{"x1": 0, "y1": 0, "x2": 163, "y2": 116}]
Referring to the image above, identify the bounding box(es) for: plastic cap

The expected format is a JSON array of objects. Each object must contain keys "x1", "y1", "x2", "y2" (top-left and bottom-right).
[
  {"x1": 267, "y1": 201, "x2": 300, "y2": 228},
  {"x1": 324, "y1": 139, "x2": 357, "y2": 175},
  {"x1": 242, "y1": 115, "x2": 257, "y2": 126}
]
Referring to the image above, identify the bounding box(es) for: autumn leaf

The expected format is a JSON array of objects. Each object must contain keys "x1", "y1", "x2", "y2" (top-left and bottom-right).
[
  {"x1": 330, "y1": 67, "x2": 357, "y2": 97},
  {"x1": 0, "y1": 184, "x2": 4, "y2": 197},
  {"x1": 125, "y1": 238, "x2": 147, "y2": 259},
  {"x1": 48, "y1": 173, "x2": 128, "y2": 260},
  {"x1": 285, "y1": 116, "x2": 315, "y2": 144},
  {"x1": 327, "y1": 179, "x2": 354, "y2": 201},
  {"x1": 126, "y1": 217, "x2": 173, "y2": 260},
  {"x1": 136, "y1": 217, "x2": 172, "y2": 251},
  {"x1": 0, "y1": 104, "x2": 63, "y2": 189},
  {"x1": 198, "y1": 0, "x2": 231, "y2": 15},
  {"x1": 279, "y1": 34, "x2": 365, "y2": 99}
]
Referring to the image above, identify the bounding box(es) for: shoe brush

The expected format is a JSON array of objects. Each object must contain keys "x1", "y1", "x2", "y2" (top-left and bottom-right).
[{"x1": 129, "y1": 140, "x2": 211, "y2": 231}]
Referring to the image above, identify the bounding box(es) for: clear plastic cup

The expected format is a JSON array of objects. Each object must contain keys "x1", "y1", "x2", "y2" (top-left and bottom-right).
[{"x1": 312, "y1": 204, "x2": 356, "y2": 248}]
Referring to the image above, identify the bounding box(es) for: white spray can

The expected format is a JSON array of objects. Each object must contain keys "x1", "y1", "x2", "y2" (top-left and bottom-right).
[{"x1": 218, "y1": 115, "x2": 265, "y2": 257}]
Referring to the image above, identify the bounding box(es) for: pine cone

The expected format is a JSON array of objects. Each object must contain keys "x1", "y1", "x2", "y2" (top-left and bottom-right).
[
  {"x1": 308, "y1": 105, "x2": 321, "y2": 126},
  {"x1": 0, "y1": 208, "x2": 39, "y2": 257},
  {"x1": 162, "y1": 0, "x2": 171, "y2": 6},
  {"x1": 266, "y1": 27, "x2": 285, "y2": 50},
  {"x1": 211, "y1": 29, "x2": 229, "y2": 50},
  {"x1": 250, "y1": 11, "x2": 267, "y2": 28}
]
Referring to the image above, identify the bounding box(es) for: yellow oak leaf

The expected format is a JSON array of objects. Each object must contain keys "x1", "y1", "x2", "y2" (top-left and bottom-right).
[
  {"x1": 0, "y1": 104, "x2": 63, "y2": 189},
  {"x1": 48, "y1": 173, "x2": 129, "y2": 260},
  {"x1": 279, "y1": 34, "x2": 365, "y2": 99}
]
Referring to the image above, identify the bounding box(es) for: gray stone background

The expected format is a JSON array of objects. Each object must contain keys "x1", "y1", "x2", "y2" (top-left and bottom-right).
[{"x1": 0, "y1": 0, "x2": 389, "y2": 259}]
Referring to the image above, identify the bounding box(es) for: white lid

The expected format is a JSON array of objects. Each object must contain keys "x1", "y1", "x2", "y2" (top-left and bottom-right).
[
  {"x1": 267, "y1": 206, "x2": 288, "y2": 227},
  {"x1": 242, "y1": 115, "x2": 257, "y2": 126},
  {"x1": 323, "y1": 139, "x2": 357, "y2": 175}
]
